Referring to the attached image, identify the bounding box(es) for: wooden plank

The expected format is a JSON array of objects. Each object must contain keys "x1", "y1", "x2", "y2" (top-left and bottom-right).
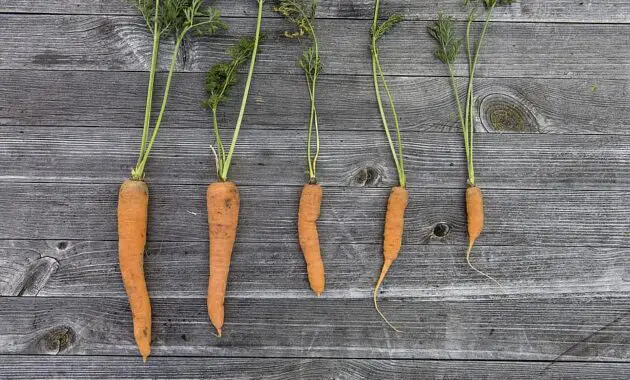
[
  {"x1": 0, "y1": 296, "x2": 628, "y2": 360},
  {"x1": 1, "y1": 15, "x2": 629, "y2": 78},
  {"x1": 1, "y1": 183, "x2": 630, "y2": 248},
  {"x1": 1, "y1": 356, "x2": 630, "y2": 380},
  {"x1": 2, "y1": 127, "x2": 630, "y2": 191},
  {"x1": 3, "y1": 0, "x2": 630, "y2": 24},
  {"x1": 1, "y1": 240, "x2": 628, "y2": 299},
  {"x1": 1, "y1": 71, "x2": 626, "y2": 134}
]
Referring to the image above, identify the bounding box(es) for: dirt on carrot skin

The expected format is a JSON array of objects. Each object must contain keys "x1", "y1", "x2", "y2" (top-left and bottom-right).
[
  {"x1": 298, "y1": 183, "x2": 325, "y2": 296},
  {"x1": 207, "y1": 181, "x2": 240, "y2": 337},
  {"x1": 118, "y1": 179, "x2": 151, "y2": 361}
]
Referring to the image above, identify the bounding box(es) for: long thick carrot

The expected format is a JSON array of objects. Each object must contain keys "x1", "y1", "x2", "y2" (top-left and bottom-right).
[
  {"x1": 118, "y1": 179, "x2": 151, "y2": 361},
  {"x1": 207, "y1": 181, "x2": 240, "y2": 337},
  {"x1": 298, "y1": 184, "x2": 325, "y2": 296},
  {"x1": 374, "y1": 186, "x2": 408, "y2": 331}
]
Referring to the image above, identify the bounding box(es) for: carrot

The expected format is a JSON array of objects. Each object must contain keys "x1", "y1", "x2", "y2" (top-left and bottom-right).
[
  {"x1": 275, "y1": 0, "x2": 326, "y2": 296},
  {"x1": 207, "y1": 182, "x2": 240, "y2": 337},
  {"x1": 466, "y1": 185, "x2": 484, "y2": 263},
  {"x1": 429, "y1": 2, "x2": 510, "y2": 286},
  {"x1": 202, "y1": 1, "x2": 264, "y2": 336},
  {"x1": 117, "y1": 179, "x2": 151, "y2": 362},
  {"x1": 298, "y1": 184, "x2": 325, "y2": 296},
  {"x1": 374, "y1": 186, "x2": 408, "y2": 332},
  {"x1": 370, "y1": 0, "x2": 408, "y2": 330}
]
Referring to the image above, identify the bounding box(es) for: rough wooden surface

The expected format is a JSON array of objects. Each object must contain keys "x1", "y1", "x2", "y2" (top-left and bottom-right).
[
  {"x1": 1, "y1": 0, "x2": 629, "y2": 378},
  {"x1": 2, "y1": 357, "x2": 630, "y2": 380}
]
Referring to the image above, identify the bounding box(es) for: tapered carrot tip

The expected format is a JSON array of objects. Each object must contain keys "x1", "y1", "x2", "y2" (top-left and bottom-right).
[
  {"x1": 142, "y1": 354, "x2": 149, "y2": 363},
  {"x1": 216, "y1": 328, "x2": 222, "y2": 337}
]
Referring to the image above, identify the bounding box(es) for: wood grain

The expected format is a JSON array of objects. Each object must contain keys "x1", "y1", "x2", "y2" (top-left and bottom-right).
[
  {"x1": 1, "y1": 72, "x2": 626, "y2": 135},
  {"x1": 1, "y1": 184, "x2": 630, "y2": 248},
  {"x1": 1, "y1": 240, "x2": 627, "y2": 299},
  {"x1": 2, "y1": 126, "x2": 630, "y2": 191},
  {"x1": 0, "y1": 296, "x2": 628, "y2": 360},
  {"x1": 4, "y1": 0, "x2": 630, "y2": 23},
  {"x1": 1, "y1": 356, "x2": 630, "y2": 380},
  {"x1": 1, "y1": 15, "x2": 628, "y2": 78}
]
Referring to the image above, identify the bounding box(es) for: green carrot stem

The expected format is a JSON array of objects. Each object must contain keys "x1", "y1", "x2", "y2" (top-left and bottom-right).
[
  {"x1": 219, "y1": 0, "x2": 264, "y2": 181},
  {"x1": 133, "y1": 33, "x2": 185, "y2": 180},
  {"x1": 211, "y1": 107, "x2": 225, "y2": 172},
  {"x1": 137, "y1": 0, "x2": 161, "y2": 168},
  {"x1": 375, "y1": 59, "x2": 405, "y2": 186}
]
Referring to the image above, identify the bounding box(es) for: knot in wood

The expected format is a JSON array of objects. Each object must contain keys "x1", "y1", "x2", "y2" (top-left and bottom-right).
[
  {"x1": 37, "y1": 326, "x2": 76, "y2": 355},
  {"x1": 433, "y1": 222, "x2": 451, "y2": 238},
  {"x1": 351, "y1": 166, "x2": 382, "y2": 187},
  {"x1": 479, "y1": 93, "x2": 539, "y2": 133}
]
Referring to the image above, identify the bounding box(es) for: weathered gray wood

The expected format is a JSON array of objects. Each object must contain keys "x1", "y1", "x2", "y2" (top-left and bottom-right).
[
  {"x1": 3, "y1": 127, "x2": 630, "y2": 191},
  {"x1": 1, "y1": 240, "x2": 627, "y2": 299},
  {"x1": 1, "y1": 15, "x2": 628, "y2": 78},
  {"x1": 4, "y1": 0, "x2": 630, "y2": 24},
  {"x1": 1, "y1": 71, "x2": 626, "y2": 135},
  {"x1": 1, "y1": 184, "x2": 630, "y2": 248},
  {"x1": 0, "y1": 296, "x2": 628, "y2": 360},
  {"x1": 1, "y1": 356, "x2": 630, "y2": 380}
]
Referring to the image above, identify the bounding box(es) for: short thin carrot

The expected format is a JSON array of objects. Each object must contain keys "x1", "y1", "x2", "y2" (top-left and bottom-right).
[
  {"x1": 370, "y1": 0, "x2": 408, "y2": 330},
  {"x1": 429, "y1": 1, "x2": 511, "y2": 286},
  {"x1": 374, "y1": 186, "x2": 408, "y2": 331},
  {"x1": 207, "y1": 182, "x2": 240, "y2": 337},
  {"x1": 117, "y1": 179, "x2": 151, "y2": 362},
  {"x1": 298, "y1": 184, "x2": 325, "y2": 296}
]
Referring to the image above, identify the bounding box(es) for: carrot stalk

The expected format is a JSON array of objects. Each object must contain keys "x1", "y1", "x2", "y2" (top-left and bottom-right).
[
  {"x1": 117, "y1": 179, "x2": 151, "y2": 361},
  {"x1": 374, "y1": 186, "x2": 408, "y2": 332},
  {"x1": 298, "y1": 184, "x2": 325, "y2": 296},
  {"x1": 207, "y1": 181, "x2": 240, "y2": 337}
]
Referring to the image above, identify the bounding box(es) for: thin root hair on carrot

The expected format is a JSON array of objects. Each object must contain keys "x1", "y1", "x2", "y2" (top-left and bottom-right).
[
  {"x1": 465, "y1": 242, "x2": 504, "y2": 290},
  {"x1": 373, "y1": 274, "x2": 402, "y2": 333}
]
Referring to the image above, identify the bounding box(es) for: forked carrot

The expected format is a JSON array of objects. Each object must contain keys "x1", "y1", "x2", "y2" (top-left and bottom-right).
[
  {"x1": 117, "y1": 179, "x2": 151, "y2": 361},
  {"x1": 207, "y1": 182, "x2": 240, "y2": 337},
  {"x1": 298, "y1": 184, "x2": 325, "y2": 296}
]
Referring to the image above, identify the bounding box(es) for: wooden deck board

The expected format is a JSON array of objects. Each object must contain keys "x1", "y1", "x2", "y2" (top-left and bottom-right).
[{"x1": 0, "y1": 0, "x2": 629, "y2": 377}]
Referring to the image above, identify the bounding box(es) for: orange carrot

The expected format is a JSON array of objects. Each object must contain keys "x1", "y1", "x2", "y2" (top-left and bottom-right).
[
  {"x1": 466, "y1": 185, "x2": 484, "y2": 260},
  {"x1": 117, "y1": 179, "x2": 151, "y2": 361},
  {"x1": 298, "y1": 184, "x2": 325, "y2": 296},
  {"x1": 465, "y1": 185, "x2": 501, "y2": 286},
  {"x1": 207, "y1": 181, "x2": 240, "y2": 337},
  {"x1": 374, "y1": 186, "x2": 409, "y2": 331}
]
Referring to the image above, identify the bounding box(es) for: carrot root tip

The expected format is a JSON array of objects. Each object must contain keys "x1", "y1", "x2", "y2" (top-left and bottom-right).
[
  {"x1": 373, "y1": 259, "x2": 402, "y2": 332},
  {"x1": 466, "y1": 240, "x2": 505, "y2": 290}
]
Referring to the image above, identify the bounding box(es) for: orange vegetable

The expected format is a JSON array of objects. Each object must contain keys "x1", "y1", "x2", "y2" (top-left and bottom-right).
[
  {"x1": 207, "y1": 181, "x2": 240, "y2": 337},
  {"x1": 298, "y1": 184, "x2": 325, "y2": 296},
  {"x1": 117, "y1": 179, "x2": 151, "y2": 361},
  {"x1": 373, "y1": 186, "x2": 408, "y2": 331}
]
